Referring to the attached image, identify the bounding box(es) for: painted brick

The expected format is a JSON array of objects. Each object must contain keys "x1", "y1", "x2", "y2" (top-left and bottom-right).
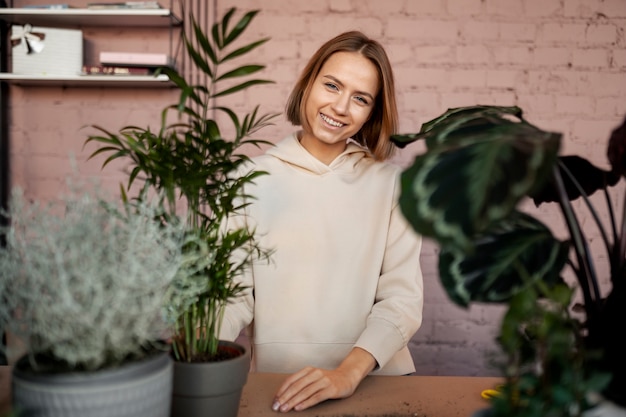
[
  {"x1": 394, "y1": 67, "x2": 451, "y2": 89},
  {"x1": 532, "y1": 47, "x2": 572, "y2": 67},
  {"x1": 388, "y1": 44, "x2": 419, "y2": 65},
  {"x1": 538, "y1": 23, "x2": 588, "y2": 44},
  {"x1": 386, "y1": 18, "x2": 458, "y2": 42},
  {"x1": 404, "y1": 0, "x2": 447, "y2": 15},
  {"x1": 493, "y1": 46, "x2": 533, "y2": 66},
  {"x1": 456, "y1": 45, "x2": 492, "y2": 65},
  {"x1": 402, "y1": 91, "x2": 441, "y2": 118},
  {"x1": 484, "y1": 0, "x2": 524, "y2": 16},
  {"x1": 361, "y1": 0, "x2": 404, "y2": 15},
  {"x1": 440, "y1": 92, "x2": 481, "y2": 109},
  {"x1": 329, "y1": 0, "x2": 353, "y2": 13},
  {"x1": 517, "y1": 94, "x2": 557, "y2": 114},
  {"x1": 596, "y1": 97, "x2": 626, "y2": 117},
  {"x1": 446, "y1": 0, "x2": 485, "y2": 16},
  {"x1": 413, "y1": 45, "x2": 455, "y2": 64},
  {"x1": 613, "y1": 49, "x2": 626, "y2": 68},
  {"x1": 486, "y1": 70, "x2": 524, "y2": 89},
  {"x1": 460, "y1": 21, "x2": 500, "y2": 41},
  {"x1": 585, "y1": 23, "x2": 619, "y2": 45},
  {"x1": 555, "y1": 95, "x2": 595, "y2": 115},
  {"x1": 498, "y1": 23, "x2": 537, "y2": 43},
  {"x1": 524, "y1": 0, "x2": 563, "y2": 16},
  {"x1": 571, "y1": 48, "x2": 610, "y2": 69},
  {"x1": 450, "y1": 69, "x2": 487, "y2": 88},
  {"x1": 563, "y1": 0, "x2": 602, "y2": 18}
]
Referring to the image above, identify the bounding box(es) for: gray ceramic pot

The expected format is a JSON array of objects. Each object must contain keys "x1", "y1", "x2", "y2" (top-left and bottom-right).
[
  {"x1": 171, "y1": 340, "x2": 250, "y2": 417},
  {"x1": 12, "y1": 351, "x2": 173, "y2": 417}
]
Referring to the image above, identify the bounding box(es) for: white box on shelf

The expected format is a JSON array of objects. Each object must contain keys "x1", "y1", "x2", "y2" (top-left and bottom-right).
[{"x1": 11, "y1": 25, "x2": 83, "y2": 76}]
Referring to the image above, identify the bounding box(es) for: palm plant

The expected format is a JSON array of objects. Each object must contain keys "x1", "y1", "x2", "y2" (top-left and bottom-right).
[
  {"x1": 391, "y1": 105, "x2": 625, "y2": 416},
  {"x1": 85, "y1": 8, "x2": 276, "y2": 362}
]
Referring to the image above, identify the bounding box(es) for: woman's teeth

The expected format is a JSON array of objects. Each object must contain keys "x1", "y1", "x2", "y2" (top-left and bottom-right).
[{"x1": 321, "y1": 114, "x2": 344, "y2": 127}]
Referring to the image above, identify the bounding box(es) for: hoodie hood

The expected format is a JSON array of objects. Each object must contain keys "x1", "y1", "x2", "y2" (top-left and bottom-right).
[{"x1": 265, "y1": 132, "x2": 371, "y2": 175}]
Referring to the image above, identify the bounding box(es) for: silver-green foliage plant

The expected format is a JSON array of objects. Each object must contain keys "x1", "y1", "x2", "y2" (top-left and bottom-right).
[
  {"x1": 85, "y1": 8, "x2": 276, "y2": 362},
  {"x1": 0, "y1": 183, "x2": 183, "y2": 372}
]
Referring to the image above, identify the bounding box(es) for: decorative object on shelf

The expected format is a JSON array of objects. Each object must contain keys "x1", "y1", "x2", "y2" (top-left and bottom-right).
[
  {"x1": 11, "y1": 24, "x2": 82, "y2": 76},
  {"x1": 99, "y1": 51, "x2": 175, "y2": 68},
  {"x1": 81, "y1": 64, "x2": 155, "y2": 75},
  {"x1": 0, "y1": 179, "x2": 186, "y2": 416},
  {"x1": 85, "y1": 6, "x2": 278, "y2": 417},
  {"x1": 392, "y1": 106, "x2": 626, "y2": 416}
]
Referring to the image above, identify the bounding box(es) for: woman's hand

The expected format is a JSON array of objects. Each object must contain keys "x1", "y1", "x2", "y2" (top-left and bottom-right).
[{"x1": 271, "y1": 347, "x2": 376, "y2": 412}]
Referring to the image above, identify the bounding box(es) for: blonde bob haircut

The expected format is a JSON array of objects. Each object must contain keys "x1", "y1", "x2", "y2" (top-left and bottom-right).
[{"x1": 285, "y1": 31, "x2": 398, "y2": 161}]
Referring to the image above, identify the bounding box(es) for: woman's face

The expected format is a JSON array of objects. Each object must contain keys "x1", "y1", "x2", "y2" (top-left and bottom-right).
[{"x1": 300, "y1": 51, "x2": 379, "y2": 164}]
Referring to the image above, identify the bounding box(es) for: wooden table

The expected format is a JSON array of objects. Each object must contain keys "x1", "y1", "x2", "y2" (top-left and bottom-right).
[
  {"x1": 239, "y1": 373, "x2": 499, "y2": 417},
  {"x1": 0, "y1": 366, "x2": 499, "y2": 417}
]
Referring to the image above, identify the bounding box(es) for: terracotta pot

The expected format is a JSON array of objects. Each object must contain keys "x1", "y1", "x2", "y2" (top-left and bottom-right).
[
  {"x1": 171, "y1": 340, "x2": 250, "y2": 417},
  {"x1": 12, "y1": 351, "x2": 173, "y2": 417}
]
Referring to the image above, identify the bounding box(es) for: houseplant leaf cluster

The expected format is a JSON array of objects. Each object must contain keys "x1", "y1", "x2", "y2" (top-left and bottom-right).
[
  {"x1": 85, "y1": 8, "x2": 277, "y2": 363},
  {"x1": 392, "y1": 105, "x2": 626, "y2": 415},
  {"x1": 0, "y1": 181, "x2": 183, "y2": 372}
]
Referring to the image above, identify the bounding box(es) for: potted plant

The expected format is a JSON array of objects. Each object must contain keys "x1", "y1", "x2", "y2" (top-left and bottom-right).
[
  {"x1": 0, "y1": 180, "x2": 185, "y2": 417},
  {"x1": 84, "y1": 7, "x2": 276, "y2": 417},
  {"x1": 391, "y1": 105, "x2": 625, "y2": 417}
]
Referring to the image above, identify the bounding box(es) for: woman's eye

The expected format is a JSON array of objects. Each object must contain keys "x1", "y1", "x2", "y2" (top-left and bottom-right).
[
  {"x1": 325, "y1": 82, "x2": 338, "y2": 90},
  {"x1": 355, "y1": 96, "x2": 368, "y2": 105}
]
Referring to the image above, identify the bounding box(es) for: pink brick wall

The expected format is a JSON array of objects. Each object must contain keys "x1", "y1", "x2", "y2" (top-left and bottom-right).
[{"x1": 6, "y1": 0, "x2": 626, "y2": 376}]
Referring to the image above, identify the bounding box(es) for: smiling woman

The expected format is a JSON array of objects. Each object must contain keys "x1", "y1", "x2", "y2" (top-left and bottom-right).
[
  {"x1": 218, "y1": 31, "x2": 423, "y2": 413},
  {"x1": 299, "y1": 51, "x2": 379, "y2": 164}
]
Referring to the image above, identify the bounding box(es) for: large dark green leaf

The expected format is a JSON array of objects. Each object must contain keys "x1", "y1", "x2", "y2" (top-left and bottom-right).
[
  {"x1": 439, "y1": 212, "x2": 569, "y2": 307},
  {"x1": 398, "y1": 105, "x2": 561, "y2": 251},
  {"x1": 608, "y1": 115, "x2": 626, "y2": 178},
  {"x1": 531, "y1": 156, "x2": 619, "y2": 205},
  {"x1": 392, "y1": 106, "x2": 523, "y2": 149}
]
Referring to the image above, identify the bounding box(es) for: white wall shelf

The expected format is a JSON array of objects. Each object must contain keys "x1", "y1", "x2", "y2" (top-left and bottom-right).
[
  {"x1": 0, "y1": 73, "x2": 173, "y2": 88},
  {"x1": 0, "y1": 7, "x2": 181, "y2": 87},
  {"x1": 0, "y1": 8, "x2": 181, "y2": 27}
]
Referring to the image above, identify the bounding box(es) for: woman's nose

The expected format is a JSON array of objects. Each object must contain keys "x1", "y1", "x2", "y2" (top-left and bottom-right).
[{"x1": 331, "y1": 93, "x2": 350, "y2": 115}]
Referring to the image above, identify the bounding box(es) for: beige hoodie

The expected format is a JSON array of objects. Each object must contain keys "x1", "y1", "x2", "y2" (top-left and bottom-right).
[{"x1": 220, "y1": 133, "x2": 424, "y2": 375}]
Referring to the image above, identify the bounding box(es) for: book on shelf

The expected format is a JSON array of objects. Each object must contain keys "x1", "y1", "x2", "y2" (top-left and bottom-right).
[
  {"x1": 22, "y1": 3, "x2": 74, "y2": 8},
  {"x1": 99, "y1": 51, "x2": 175, "y2": 68},
  {"x1": 82, "y1": 65, "x2": 156, "y2": 76},
  {"x1": 87, "y1": 1, "x2": 162, "y2": 9}
]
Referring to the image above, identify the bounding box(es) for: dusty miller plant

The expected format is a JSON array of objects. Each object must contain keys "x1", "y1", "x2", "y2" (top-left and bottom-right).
[
  {"x1": 85, "y1": 8, "x2": 276, "y2": 362},
  {"x1": 0, "y1": 182, "x2": 184, "y2": 372}
]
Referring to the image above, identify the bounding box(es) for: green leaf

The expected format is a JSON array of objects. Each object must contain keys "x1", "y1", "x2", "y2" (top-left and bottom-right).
[
  {"x1": 223, "y1": 10, "x2": 259, "y2": 47},
  {"x1": 213, "y1": 79, "x2": 273, "y2": 98},
  {"x1": 220, "y1": 8, "x2": 236, "y2": 44},
  {"x1": 438, "y1": 212, "x2": 569, "y2": 307},
  {"x1": 222, "y1": 39, "x2": 269, "y2": 62},
  {"x1": 185, "y1": 37, "x2": 213, "y2": 79},
  {"x1": 216, "y1": 65, "x2": 265, "y2": 82},
  {"x1": 190, "y1": 17, "x2": 218, "y2": 66}
]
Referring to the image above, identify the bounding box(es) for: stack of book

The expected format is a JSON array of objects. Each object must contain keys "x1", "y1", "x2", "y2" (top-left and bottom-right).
[{"x1": 82, "y1": 51, "x2": 175, "y2": 76}]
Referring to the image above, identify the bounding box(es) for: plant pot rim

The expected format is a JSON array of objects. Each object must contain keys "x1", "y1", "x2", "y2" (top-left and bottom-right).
[{"x1": 13, "y1": 349, "x2": 171, "y2": 384}]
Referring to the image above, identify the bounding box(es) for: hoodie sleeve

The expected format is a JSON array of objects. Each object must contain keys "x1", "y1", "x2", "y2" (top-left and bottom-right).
[{"x1": 354, "y1": 173, "x2": 424, "y2": 370}]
